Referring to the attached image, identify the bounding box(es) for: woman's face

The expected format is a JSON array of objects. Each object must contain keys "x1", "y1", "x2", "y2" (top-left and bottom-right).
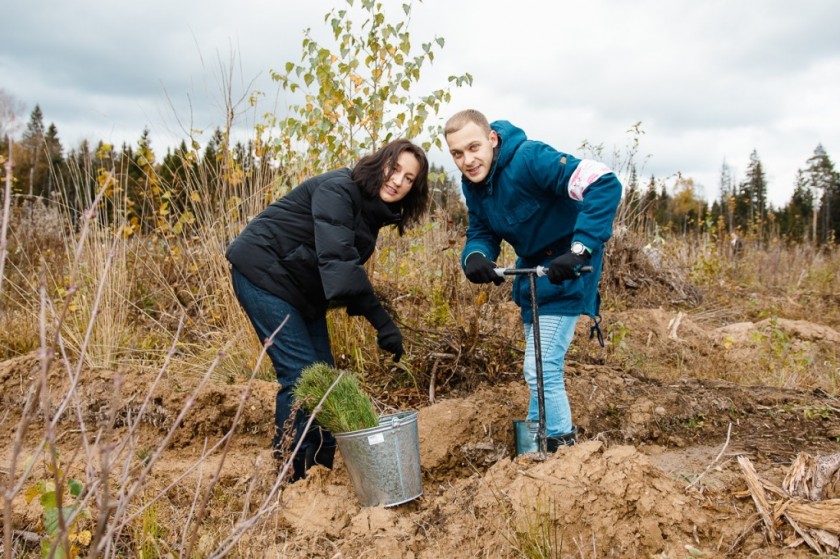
[{"x1": 379, "y1": 151, "x2": 420, "y2": 203}]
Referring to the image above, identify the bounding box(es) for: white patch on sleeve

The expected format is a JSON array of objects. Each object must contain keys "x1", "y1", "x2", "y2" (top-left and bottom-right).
[{"x1": 568, "y1": 159, "x2": 612, "y2": 201}]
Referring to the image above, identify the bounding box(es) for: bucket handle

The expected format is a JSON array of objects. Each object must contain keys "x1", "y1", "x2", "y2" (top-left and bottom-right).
[{"x1": 385, "y1": 412, "x2": 410, "y2": 428}]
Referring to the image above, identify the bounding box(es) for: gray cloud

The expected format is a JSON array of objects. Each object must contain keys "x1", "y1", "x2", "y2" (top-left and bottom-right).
[{"x1": 4, "y1": 0, "x2": 840, "y2": 207}]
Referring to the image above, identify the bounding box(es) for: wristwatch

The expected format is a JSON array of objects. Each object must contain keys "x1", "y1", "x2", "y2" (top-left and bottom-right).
[{"x1": 571, "y1": 241, "x2": 590, "y2": 256}]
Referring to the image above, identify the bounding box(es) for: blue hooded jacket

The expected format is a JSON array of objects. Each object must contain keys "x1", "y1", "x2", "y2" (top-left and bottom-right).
[{"x1": 460, "y1": 120, "x2": 622, "y2": 322}]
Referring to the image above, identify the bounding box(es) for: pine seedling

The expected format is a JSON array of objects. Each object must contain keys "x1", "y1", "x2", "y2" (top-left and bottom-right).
[{"x1": 294, "y1": 363, "x2": 379, "y2": 433}]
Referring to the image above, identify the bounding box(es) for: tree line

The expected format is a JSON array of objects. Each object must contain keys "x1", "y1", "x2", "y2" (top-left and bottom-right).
[
  {"x1": 0, "y1": 101, "x2": 467, "y2": 239},
  {"x1": 597, "y1": 143, "x2": 839, "y2": 245},
  {"x1": 2, "y1": 100, "x2": 839, "y2": 245}
]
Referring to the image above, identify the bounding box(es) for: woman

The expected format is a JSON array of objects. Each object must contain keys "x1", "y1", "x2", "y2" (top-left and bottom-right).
[{"x1": 226, "y1": 139, "x2": 430, "y2": 480}]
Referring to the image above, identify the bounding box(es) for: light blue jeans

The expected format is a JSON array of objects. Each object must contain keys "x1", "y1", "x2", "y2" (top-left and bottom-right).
[{"x1": 523, "y1": 315, "x2": 579, "y2": 437}]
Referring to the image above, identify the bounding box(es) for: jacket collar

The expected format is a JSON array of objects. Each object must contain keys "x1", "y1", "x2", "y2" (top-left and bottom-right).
[{"x1": 361, "y1": 193, "x2": 401, "y2": 229}]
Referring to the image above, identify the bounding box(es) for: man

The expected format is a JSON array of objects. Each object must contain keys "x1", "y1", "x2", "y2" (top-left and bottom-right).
[{"x1": 444, "y1": 109, "x2": 622, "y2": 451}]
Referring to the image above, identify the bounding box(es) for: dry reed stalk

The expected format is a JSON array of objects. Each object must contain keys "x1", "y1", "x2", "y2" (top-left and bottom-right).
[
  {"x1": 0, "y1": 140, "x2": 12, "y2": 303},
  {"x1": 1, "y1": 140, "x2": 13, "y2": 559},
  {"x1": 0, "y1": 181, "x2": 109, "y2": 559},
  {"x1": 181, "y1": 315, "x2": 288, "y2": 558},
  {"x1": 207, "y1": 369, "x2": 349, "y2": 559}
]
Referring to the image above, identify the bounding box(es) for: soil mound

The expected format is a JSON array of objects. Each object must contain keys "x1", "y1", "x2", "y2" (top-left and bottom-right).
[{"x1": 3, "y1": 311, "x2": 839, "y2": 557}]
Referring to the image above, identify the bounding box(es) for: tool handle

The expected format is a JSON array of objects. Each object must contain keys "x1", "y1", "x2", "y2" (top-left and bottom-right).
[
  {"x1": 494, "y1": 266, "x2": 546, "y2": 277},
  {"x1": 494, "y1": 265, "x2": 593, "y2": 277}
]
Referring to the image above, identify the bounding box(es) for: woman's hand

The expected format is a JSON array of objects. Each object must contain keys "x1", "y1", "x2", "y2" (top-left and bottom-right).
[{"x1": 376, "y1": 321, "x2": 404, "y2": 362}]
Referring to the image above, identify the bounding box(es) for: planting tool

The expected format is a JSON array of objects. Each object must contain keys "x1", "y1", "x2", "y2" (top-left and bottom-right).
[{"x1": 495, "y1": 264, "x2": 593, "y2": 459}]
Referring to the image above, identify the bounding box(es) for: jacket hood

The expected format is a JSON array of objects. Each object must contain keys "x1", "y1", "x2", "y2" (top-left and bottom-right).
[
  {"x1": 462, "y1": 120, "x2": 527, "y2": 194},
  {"x1": 490, "y1": 120, "x2": 527, "y2": 176}
]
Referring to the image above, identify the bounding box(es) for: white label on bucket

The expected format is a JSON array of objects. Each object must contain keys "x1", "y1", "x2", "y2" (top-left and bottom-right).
[{"x1": 368, "y1": 433, "x2": 385, "y2": 445}]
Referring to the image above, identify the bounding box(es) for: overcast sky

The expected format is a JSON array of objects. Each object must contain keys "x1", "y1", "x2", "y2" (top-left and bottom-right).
[{"x1": 4, "y1": 0, "x2": 840, "y2": 207}]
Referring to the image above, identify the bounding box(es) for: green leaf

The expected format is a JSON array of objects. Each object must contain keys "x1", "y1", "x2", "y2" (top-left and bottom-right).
[
  {"x1": 68, "y1": 479, "x2": 83, "y2": 498},
  {"x1": 40, "y1": 491, "x2": 57, "y2": 509},
  {"x1": 44, "y1": 507, "x2": 59, "y2": 535}
]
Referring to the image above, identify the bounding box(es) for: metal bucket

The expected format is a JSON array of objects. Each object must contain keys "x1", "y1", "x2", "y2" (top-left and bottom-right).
[
  {"x1": 333, "y1": 411, "x2": 422, "y2": 507},
  {"x1": 512, "y1": 419, "x2": 540, "y2": 456}
]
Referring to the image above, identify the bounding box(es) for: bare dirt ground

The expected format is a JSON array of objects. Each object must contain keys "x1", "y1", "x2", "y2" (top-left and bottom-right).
[{"x1": 2, "y1": 308, "x2": 840, "y2": 557}]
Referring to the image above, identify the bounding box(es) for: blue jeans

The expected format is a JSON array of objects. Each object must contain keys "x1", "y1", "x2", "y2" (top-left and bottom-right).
[
  {"x1": 230, "y1": 267, "x2": 336, "y2": 461},
  {"x1": 523, "y1": 315, "x2": 579, "y2": 437}
]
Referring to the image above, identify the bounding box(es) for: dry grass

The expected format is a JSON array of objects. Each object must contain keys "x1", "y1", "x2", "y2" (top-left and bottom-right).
[
  {"x1": 2, "y1": 176, "x2": 839, "y2": 399},
  {"x1": 594, "y1": 230, "x2": 840, "y2": 393}
]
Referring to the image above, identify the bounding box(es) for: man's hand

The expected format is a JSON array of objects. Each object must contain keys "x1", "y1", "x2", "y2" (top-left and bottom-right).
[
  {"x1": 376, "y1": 321, "x2": 404, "y2": 362},
  {"x1": 546, "y1": 251, "x2": 591, "y2": 284},
  {"x1": 464, "y1": 253, "x2": 504, "y2": 285}
]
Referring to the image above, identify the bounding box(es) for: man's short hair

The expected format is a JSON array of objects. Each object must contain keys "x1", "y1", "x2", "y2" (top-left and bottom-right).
[{"x1": 444, "y1": 109, "x2": 491, "y2": 137}]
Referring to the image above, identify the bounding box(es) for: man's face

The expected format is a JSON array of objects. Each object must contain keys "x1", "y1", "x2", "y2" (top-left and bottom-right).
[{"x1": 446, "y1": 122, "x2": 498, "y2": 184}]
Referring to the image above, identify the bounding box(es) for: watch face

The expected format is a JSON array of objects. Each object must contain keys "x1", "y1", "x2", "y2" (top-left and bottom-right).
[{"x1": 571, "y1": 242, "x2": 584, "y2": 255}]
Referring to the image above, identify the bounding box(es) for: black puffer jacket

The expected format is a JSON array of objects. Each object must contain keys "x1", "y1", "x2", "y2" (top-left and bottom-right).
[{"x1": 225, "y1": 168, "x2": 400, "y2": 322}]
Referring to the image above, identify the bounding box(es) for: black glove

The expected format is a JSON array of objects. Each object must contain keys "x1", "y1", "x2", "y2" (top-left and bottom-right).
[
  {"x1": 354, "y1": 294, "x2": 405, "y2": 362},
  {"x1": 546, "y1": 251, "x2": 592, "y2": 284},
  {"x1": 464, "y1": 253, "x2": 504, "y2": 285},
  {"x1": 376, "y1": 321, "x2": 404, "y2": 363},
  {"x1": 346, "y1": 292, "x2": 378, "y2": 317}
]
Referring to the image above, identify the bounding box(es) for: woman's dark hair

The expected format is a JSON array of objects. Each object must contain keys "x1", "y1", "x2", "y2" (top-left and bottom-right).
[{"x1": 351, "y1": 139, "x2": 430, "y2": 234}]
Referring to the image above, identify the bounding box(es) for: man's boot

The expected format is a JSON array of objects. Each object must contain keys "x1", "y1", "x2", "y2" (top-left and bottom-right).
[{"x1": 546, "y1": 426, "x2": 577, "y2": 452}]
